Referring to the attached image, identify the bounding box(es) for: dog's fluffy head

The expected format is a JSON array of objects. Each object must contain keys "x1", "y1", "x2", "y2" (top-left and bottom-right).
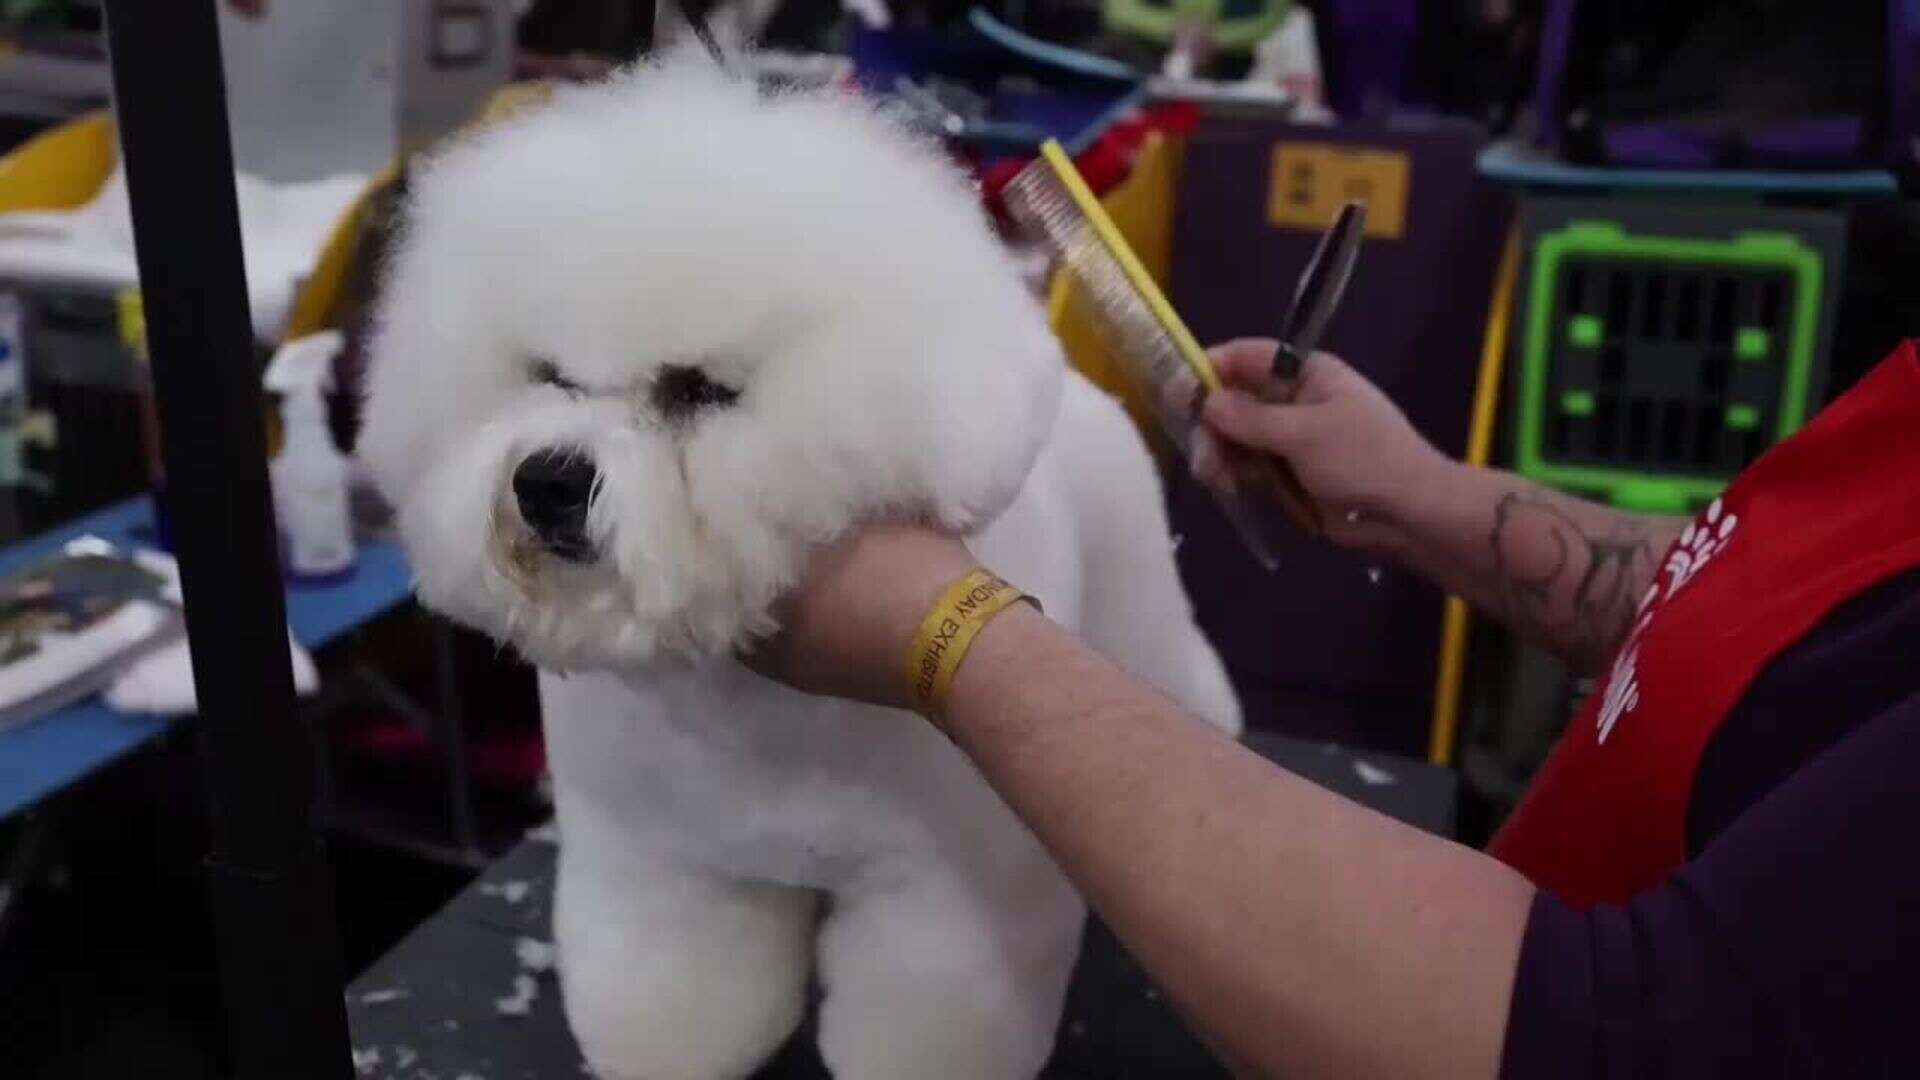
[{"x1": 358, "y1": 54, "x2": 1063, "y2": 670}]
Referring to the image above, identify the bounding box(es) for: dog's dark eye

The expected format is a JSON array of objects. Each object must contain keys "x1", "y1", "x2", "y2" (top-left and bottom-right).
[
  {"x1": 652, "y1": 364, "x2": 740, "y2": 420},
  {"x1": 528, "y1": 356, "x2": 584, "y2": 395}
]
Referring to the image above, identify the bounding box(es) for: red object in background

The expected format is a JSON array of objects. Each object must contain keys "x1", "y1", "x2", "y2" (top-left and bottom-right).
[
  {"x1": 980, "y1": 101, "x2": 1203, "y2": 223},
  {"x1": 228, "y1": 0, "x2": 266, "y2": 16},
  {"x1": 340, "y1": 714, "x2": 548, "y2": 790}
]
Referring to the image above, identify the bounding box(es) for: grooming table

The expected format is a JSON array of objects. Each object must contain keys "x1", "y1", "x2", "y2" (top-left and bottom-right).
[{"x1": 345, "y1": 732, "x2": 1456, "y2": 1078}]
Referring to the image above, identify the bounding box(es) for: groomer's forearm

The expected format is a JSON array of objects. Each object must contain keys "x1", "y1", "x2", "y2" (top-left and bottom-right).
[
  {"x1": 942, "y1": 605, "x2": 1535, "y2": 1080},
  {"x1": 1386, "y1": 457, "x2": 1682, "y2": 672}
]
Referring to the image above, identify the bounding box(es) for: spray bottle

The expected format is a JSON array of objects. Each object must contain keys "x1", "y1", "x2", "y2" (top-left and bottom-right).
[{"x1": 264, "y1": 330, "x2": 356, "y2": 581}]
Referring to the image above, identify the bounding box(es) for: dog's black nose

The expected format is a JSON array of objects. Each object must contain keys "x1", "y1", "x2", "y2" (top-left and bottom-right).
[{"x1": 512, "y1": 448, "x2": 598, "y2": 562}]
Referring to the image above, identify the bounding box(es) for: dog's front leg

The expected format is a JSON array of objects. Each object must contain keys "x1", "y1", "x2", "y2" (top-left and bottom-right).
[
  {"x1": 814, "y1": 862, "x2": 1084, "y2": 1080},
  {"x1": 554, "y1": 849, "x2": 815, "y2": 1080}
]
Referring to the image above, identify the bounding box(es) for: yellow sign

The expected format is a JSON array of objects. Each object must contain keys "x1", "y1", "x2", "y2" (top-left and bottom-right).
[{"x1": 1267, "y1": 143, "x2": 1410, "y2": 240}]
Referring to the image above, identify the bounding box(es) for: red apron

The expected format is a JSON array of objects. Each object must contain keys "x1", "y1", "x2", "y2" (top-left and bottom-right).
[{"x1": 1490, "y1": 341, "x2": 1920, "y2": 908}]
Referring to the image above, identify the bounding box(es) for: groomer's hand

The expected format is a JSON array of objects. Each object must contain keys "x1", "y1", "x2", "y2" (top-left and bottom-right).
[
  {"x1": 742, "y1": 524, "x2": 976, "y2": 709},
  {"x1": 1193, "y1": 338, "x2": 1451, "y2": 553}
]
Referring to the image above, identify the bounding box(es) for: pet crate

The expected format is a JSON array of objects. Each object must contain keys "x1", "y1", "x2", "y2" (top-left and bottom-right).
[{"x1": 1512, "y1": 200, "x2": 1846, "y2": 514}]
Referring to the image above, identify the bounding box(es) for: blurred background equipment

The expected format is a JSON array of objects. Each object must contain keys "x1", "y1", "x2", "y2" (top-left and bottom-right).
[
  {"x1": 1536, "y1": 0, "x2": 1912, "y2": 175},
  {"x1": 217, "y1": 0, "x2": 516, "y2": 180}
]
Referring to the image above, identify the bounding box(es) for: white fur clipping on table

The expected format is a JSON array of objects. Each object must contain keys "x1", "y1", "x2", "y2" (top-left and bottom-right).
[{"x1": 358, "y1": 49, "x2": 1242, "y2": 1080}]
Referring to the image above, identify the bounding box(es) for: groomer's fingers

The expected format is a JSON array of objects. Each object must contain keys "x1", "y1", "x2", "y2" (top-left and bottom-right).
[
  {"x1": 1210, "y1": 338, "x2": 1321, "y2": 405},
  {"x1": 1201, "y1": 387, "x2": 1309, "y2": 457},
  {"x1": 1291, "y1": 350, "x2": 1363, "y2": 404},
  {"x1": 1217, "y1": 343, "x2": 1361, "y2": 399},
  {"x1": 1208, "y1": 338, "x2": 1283, "y2": 385}
]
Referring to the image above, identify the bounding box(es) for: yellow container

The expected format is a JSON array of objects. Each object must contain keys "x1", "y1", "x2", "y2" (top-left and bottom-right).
[{"x1": 0, "y1": 111, "x2": 116, "y2": 213}]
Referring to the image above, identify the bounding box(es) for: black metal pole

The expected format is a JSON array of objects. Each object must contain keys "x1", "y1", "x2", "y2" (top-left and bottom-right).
[
  {"x1": 626, "y1": 0, "x2": 656, "y2": 60},
  {"x1": 100, "y1": 3, "x2": 351, "y2": 1077}
]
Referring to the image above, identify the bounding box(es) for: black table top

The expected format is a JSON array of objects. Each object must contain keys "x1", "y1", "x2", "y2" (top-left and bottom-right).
[{"x1": 345, "y1": 733, "x2": 1456, "y2": 1079}]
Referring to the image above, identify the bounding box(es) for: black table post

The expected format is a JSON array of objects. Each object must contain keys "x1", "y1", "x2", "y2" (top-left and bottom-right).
[
  {"x1": 627, "y1": 0, "x2": 656, "y2": 58},
  {"x1": 100, "y1": 3, "x2": 351, "y2": 1077}
]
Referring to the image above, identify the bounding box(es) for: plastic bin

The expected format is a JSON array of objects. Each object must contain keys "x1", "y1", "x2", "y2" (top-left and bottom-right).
[{"x1": 1512, "y1": 199, "x2": 1846, "y2": 513}]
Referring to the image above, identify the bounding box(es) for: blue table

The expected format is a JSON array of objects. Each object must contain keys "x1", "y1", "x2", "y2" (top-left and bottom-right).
[{"x1": 0, "y1": 497, "x2": 414, "y2": 819}]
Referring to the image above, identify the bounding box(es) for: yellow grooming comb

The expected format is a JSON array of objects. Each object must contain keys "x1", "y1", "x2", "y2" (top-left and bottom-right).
[
  {"x1": 1007, "y1": 139, "x2": 1318, "y2": 569},
  {"x1": 1027, "y1": 141, "x2": 1223, "y2": 393}
]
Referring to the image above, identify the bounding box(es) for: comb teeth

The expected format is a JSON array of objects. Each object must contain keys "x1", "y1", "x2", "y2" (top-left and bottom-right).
[
  {"x1": 1005, "y1": 158, "x2": 1201, "y2": 449},
  {"x1": 1004, "y1": 160, "x2": 1089, "y2": 250}
]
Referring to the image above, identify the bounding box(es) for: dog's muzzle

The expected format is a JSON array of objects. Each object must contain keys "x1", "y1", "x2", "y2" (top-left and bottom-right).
[{"x1": 512, "y1": 447, "x2": 599, "y2": 562}]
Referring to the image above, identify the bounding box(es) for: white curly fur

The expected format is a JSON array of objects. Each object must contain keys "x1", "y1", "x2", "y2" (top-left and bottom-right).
[{"x1": 360, "y1": 52, "x2": 1240, "y2": 1080}]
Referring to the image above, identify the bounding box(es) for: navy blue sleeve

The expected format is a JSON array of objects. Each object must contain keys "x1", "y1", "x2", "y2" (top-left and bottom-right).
[
  {"x1": 1501, "y1": 688, "x2": 1920, "y2": 1079},
  {"x1": 1690, "y1": 566, "x2": 1920, "y2": 851}
]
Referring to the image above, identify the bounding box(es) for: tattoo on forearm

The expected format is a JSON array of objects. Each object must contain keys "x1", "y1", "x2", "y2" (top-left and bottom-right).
[{"x1": 1485, "y1": 490, "x2": 1662, "y2": 670}]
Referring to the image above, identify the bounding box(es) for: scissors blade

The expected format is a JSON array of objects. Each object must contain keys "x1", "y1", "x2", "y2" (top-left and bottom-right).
[{"x1": 1274, "y1": 201, "x2": 1366, "y2": 378}]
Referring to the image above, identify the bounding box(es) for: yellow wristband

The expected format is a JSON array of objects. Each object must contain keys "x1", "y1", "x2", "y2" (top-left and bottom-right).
[{"x1": 905, "y1": 568, "x2": 1034, "y2": 718}]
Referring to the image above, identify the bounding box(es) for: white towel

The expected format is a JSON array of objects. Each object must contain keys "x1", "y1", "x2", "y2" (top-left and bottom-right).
[
  {"x1": 104, "y1": 628, "x2": 318, "y2": 716},
  {"x1": 103, "y1": 548, "x2": 319, "y2": 716}
]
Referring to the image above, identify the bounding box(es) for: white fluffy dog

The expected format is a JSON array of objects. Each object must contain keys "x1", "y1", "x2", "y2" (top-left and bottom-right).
[{"x1": 359, "y1": 53, "x2": 1240, "y2": 1080}]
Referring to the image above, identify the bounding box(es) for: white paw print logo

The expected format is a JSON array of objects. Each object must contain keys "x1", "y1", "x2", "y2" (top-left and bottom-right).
[
  {"x1": 1595, "y1": 644, "x2": 1641, "y2": 744},
  {"x1": 1664, "y1": 497, "x2": 1739, "y2": 600},
  {"x1": 1592, "y1": 498, "x2": 1738, "y2": 744},
  {"x1": 1595, "y1": 590, "x2": 1660, "y2": 743}
]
